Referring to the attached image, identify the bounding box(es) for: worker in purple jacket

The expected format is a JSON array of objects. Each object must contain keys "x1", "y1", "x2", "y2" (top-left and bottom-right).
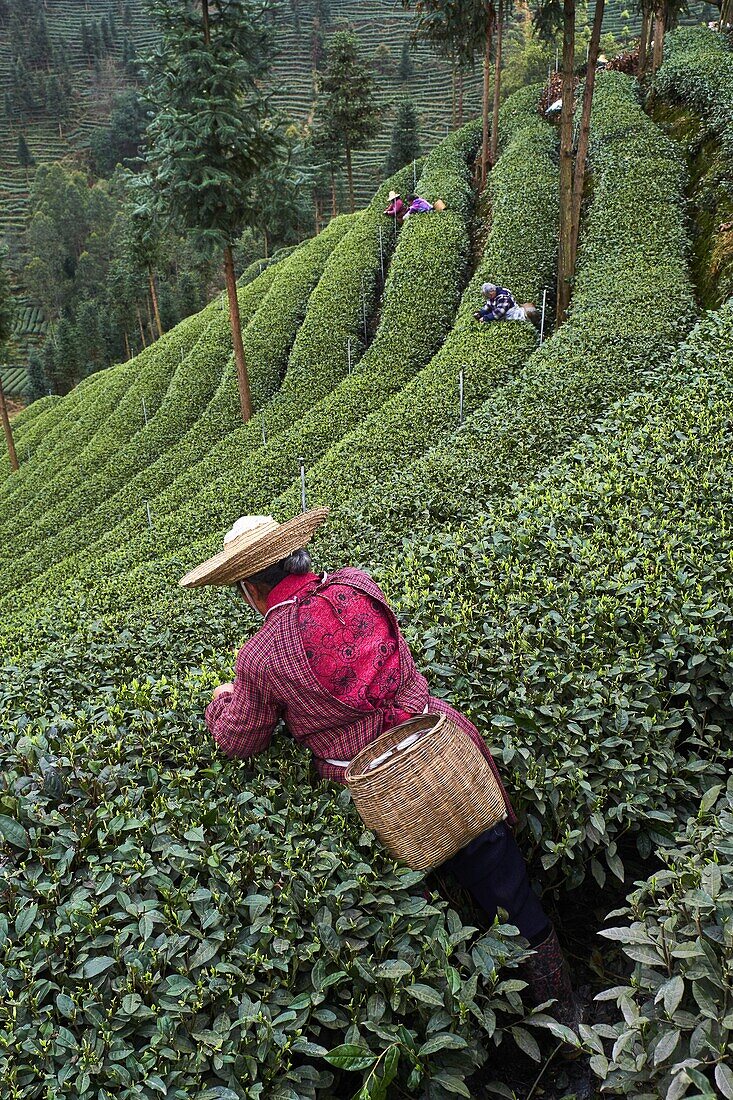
[{"x1": 403, "y1": 194, "x2": 434, "y2": 217}]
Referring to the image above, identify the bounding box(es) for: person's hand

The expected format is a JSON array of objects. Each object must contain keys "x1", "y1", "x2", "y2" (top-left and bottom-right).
[{"x1": 212, "y1": 682, "x2": 235, "y2": 701}]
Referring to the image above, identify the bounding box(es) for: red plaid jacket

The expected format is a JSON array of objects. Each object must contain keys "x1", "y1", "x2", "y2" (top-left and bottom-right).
[{"x1": 206, "y1": 567, "x2": 514, "y2": 819}]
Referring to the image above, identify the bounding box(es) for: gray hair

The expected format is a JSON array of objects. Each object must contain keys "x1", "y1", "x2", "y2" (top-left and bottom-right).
[
  {"x1": 244, "y1": 548, "x2": 312, "y2": 590},
  {"x1": 481, "y1": 282, "x2": 497, "y2": 296}
]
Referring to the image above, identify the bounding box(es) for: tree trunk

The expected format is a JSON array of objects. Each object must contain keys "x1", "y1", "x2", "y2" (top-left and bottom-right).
[
  {"x1": 556, "y1": 0, "x2": 576, "y2": 328},
  {"x1": 136, "y1": 304, "x2": 147, "y2": 348},
  {"x1": 481, "y1": 2, "x2": 494, "y2": 187},
  {"x1": 124, "y1": 331, "x2": 131, "y2": 360},
  {"x1": 345, "y1": 142, "x2": 355, "y2": 213},
  {"x1": 223, "y1": 243, "x2": 252, "y2": 423},
  {"x1": 330, "y1": 169, "x2": 337, "y2": 217},
  {"x1": 263, "y1": 226, "x2": 269, "y2": 259},
  {"x1": 490, "y1": 0, "x2": 503, "y2": 169},
  {"x1": 458, "y1": 67, "x2": 464, "y2": 125},
  {"x1": 0, "y1": 378, "x2": 19, "y2": 473},
  {"x1": 652, "y1": 2, "x2": 666, "y2": 72},
  {"x1": 148, "y1": 267, "x2": 163, "y2": 339},
  {"x1": 570, "y1": 0, "x2": 604, "y2": 271},
  {"x1": 201, "y1": 0, "x2": 210, "y2": 43},
  {"x1": 638, "y1": 6, "x2": 650, "y2": 77}
]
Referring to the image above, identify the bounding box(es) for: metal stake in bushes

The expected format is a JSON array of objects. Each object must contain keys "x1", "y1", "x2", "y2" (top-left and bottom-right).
[
  {"x1": 412, "y1": 160, "x2": 417, "y2": 190},
  {"x1": 299, "y1": 457, "x2": 307, "y2": 513},
  {"x1": 347, "y1": 337, "x2": 352, "y2": 374},
  {"x1": 459, "y1": 368, "x2": 465, "y2": 425},
  {"x1": 261, "y1": 418, "x2": 266, "y2": 445},
  {"x1": 142, "y1": 397, "x2": 148, "y2": 426},
  {"x1": 144, "y1": 500, "x2": 153, "y2": 531},
  {"x1": 378, "y1": 227, "x2": 385, "y2": 281},
  {"x1": 540, "y1": 288, "x2": 548, "y2": 344}
]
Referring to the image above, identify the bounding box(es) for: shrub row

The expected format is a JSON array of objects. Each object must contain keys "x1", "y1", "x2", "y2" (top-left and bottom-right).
[
  {"x1": 379, "y1": 298, "x2": 733, "y2": 894},
  {"x1": 330, "y1": 71, "x2": 695, "y2": 561},
  {"x1": 656, "y1": 27, "x2": 733, "y2": 162},
  {"x1": 2, "y1": 132, "x2": 475, "y2": 621},
  {"x1": 0, "y1": 263, "x2": 285, "y2": 592},
  {"x1": 78, "y1": 125, "x2": 477, "y2": 605},
  {"x1": 0, "y1": 221, "x2": 352, "y2": 558},
  {"x1": 0, "y1": 166, "x2": 413, "y2": 615},
  {"x1": 0, "y1": 311, "x2": 210, "y2": 544},
  {"x1": 278, "y1": 94, "x2": 557, "y2": 521}
]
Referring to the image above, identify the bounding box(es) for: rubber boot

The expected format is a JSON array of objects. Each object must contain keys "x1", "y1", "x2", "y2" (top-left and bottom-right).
[{"x1": 524, "y1": 925, "x2": 579, "y2": 1028}]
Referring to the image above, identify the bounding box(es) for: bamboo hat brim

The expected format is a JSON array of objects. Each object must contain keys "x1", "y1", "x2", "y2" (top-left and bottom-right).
[
  {"x1": 387, "y1": 190, "x2": 399, "y2": 200},
  {"x1": 178, "y1": 507, "x2": 329, "y2": 589}
]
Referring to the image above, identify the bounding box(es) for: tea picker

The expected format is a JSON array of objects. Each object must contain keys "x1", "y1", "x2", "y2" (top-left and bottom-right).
[
  {"x1": 179, "y1": 511, "x2": 580, "y2": 1025},
  {"x1": 475, "y1": 282, "x2": 539, "y2": 326}
]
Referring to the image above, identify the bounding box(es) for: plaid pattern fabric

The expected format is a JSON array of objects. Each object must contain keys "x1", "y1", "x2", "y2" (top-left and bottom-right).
[
  {"x1": 205, "y1": 567, "x2": 514, "y2": 820},
  {"x1": 481, "y1": 285, "x2": 516, "y2": 321}
]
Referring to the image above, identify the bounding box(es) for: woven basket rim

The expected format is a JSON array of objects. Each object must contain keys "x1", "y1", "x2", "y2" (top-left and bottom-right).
[{"x1": 345, "y1": 713, "x2": 446, "y2": 781}]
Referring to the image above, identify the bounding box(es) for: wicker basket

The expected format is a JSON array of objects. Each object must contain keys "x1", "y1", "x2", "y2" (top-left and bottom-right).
[{"x1": 344, "y1": 713, "x2": 507, "y2": 871}]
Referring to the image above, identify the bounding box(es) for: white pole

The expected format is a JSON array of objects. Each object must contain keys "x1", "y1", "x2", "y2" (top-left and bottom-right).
[
  {"x1": 361, "y1": 276, "x2": 367, "y2": 340},
  {"x1": 412, "y1": 159, "x2": 417, "y2": 190},
  {"x1": 540, "y1": 288, "x2": 548, "y2": 344},
  {"x1": 142, "y1": 396, "x2": 148, "y2": 425},
  {"x1": 145, "y1": 500, "x2": 153, "y2": 531},
  {"x1": 299, "y1": 457, "x2": 307, "y2": 513},
  {"x1": 378, "y1": 226, "x2": 384, "y2": 281},
  {"x1": 347, "y1": 337, "x2": 352, "y2": 374},
  {"x1": 261, "y1": 418, "x2": 266, "y2": 445},
  {"x1": 459, "y1": 368, "x2": 464, "y2": 425}
]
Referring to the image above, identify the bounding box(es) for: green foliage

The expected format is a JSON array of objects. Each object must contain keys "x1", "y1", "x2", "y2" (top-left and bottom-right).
[
  {"x1": 89, "y1": 91, "x2": 149, "y2": 176},
  {"x1": 0, "y1": 252, "x2": 13, "y2": 351},
  {"x1": 594, "y1": 768, "x2": 733, "y2": 1094},
  {"x1": 298, "y1": 92, "x2": 558, "y2": 529},
  {"x1": 384, "y1": 101, "x2": 422, "y2": 175},
  {"x1": 0, "y1": 660, "x2": 537, "y2": 1098},
  {"x1": 143, "y1": 0, "x2": 285, "y2": 248},
  {"x1": 346, "y1": 73, "x2": 693, "y2": 547}
]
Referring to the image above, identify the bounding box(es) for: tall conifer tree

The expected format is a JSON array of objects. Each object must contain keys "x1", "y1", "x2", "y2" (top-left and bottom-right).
[
  {"x1": 142, "y1": 0, "x2": 284, "y2": 422},
  {"x1": 316, "y1": 32, "x2": 381, "y2": 213}
]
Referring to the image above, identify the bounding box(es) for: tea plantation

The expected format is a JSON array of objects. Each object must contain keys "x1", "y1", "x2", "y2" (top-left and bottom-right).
[{"x1": 1, "y1": 27, "x2": 733, "y2": 1100}]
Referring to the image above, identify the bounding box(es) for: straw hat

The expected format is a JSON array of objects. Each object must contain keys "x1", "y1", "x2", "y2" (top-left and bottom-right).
[
  {"x1": 387, "y1": 190, "x2": 399, "y2": 200},
  {"x1": 434, "y1": 198, "x2": 446, "y2": 212},
  {"x1": 179, "y1": 507, "x2": 329, "y2": 589}
]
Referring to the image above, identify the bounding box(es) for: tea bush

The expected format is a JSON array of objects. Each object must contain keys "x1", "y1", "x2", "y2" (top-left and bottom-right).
[
  {"x1": 320, "y1": 71, "x2": 694, "y2": 563},
  {"x1": 0, "y1": 128, "x2": 477, "y2": 620},
  {"x1": 655, "y1": 27, "x2": 733, "y2": 162},
  {"x1": 592, "y1": 777, "x2": 733, "y2": 1097},
  {"x1": 275, "y1": 107, "x2": 558, "y2": 519},
  {"x1": 0, "y1": 220, "x2": 353, "y2": 558},
  {"x1": 380, "y1": 299, "x2": 733, "y2": 892}
]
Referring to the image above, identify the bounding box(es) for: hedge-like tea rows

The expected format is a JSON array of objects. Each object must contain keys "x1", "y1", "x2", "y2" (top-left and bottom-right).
[
  {"x1": 0, "y1": 283, "x2": 268, "y2": 588},
  {"x1": 380, "y1": 299, "x2": 733, "y2": 894},
  {"x1": 0, "y1": 221, "x2": 353, "y2": 559},
  {"x1": 275, "y1": 102, "x2": 558, "y2": 520},
  {"x1": 0, "y1": 130, "x2": 476, "y2": 621},
  {"x1": 656, "y1": 27, "x2": 733, "y2": 162},
  {"x1": 89, "y1": 124, "x2": 475, "y2": 586},
  {"x1": 0, "y1": 164, "x2": 414, "y2": 616},
  {"x1": 328, "y1": 71, "x2": 695, "y2": 561}
]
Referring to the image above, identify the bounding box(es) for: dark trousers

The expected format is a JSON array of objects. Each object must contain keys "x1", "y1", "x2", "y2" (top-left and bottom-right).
[{"x1": 440, "y1": 822, "x2": 550, "y2": 947}]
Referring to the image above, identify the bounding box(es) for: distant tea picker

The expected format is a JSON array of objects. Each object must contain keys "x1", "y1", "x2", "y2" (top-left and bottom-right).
[
  {"x1": 475, "y1": 282, "x2": 538, "y2": 325},
  {"x1": 180, "y1": 510, "x2": 580, "y2": 1026}
]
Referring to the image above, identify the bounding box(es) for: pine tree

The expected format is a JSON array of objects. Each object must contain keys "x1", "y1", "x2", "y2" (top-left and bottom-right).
[
  {"x1": 92, "y1": 20, "x2": 104, "y2": 59},
  {"x1": 81, "y1": 18, "x2": 92, "y2": 59},
  {"x1": 101, "y1": 15, "x2": 114, "y2": 52},
  {"x1": 384, "y1": 101, "x2": 421, "y2": 174},
  {"x1": 124, "y1": 0, "x2": 133, "y2": 25},
  {"x1": 316, "y1": 32, "x2": 381, "y2": 213},
  {"x1": 398, "y1": 38, "x2": 413, "y2": 80},
  {"x1": 16, "y1": 133, "x2": 35, "y2": 185},
  {"x1": 143, "y1": 0, "x2": 285, "y2": 423}
]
